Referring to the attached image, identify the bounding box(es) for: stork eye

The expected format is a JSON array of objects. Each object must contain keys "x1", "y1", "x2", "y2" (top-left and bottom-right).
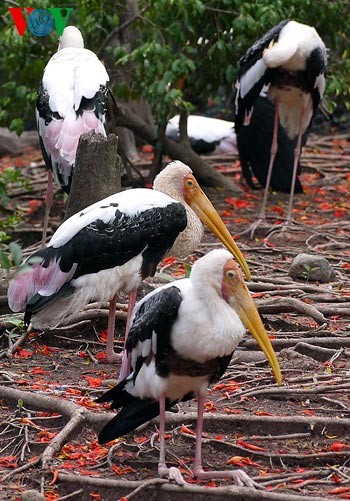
[
  {"x1": 186, "y1": 179, "x2": 194, "y2": 187},
  {"x1": 226, "y1": 270, "x2": 235, "y2": 279}
]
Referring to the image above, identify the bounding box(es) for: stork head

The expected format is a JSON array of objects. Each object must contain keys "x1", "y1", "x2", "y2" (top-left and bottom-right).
[
  {"x1": 221, "y1": 252, "x2": 281, "y2": 384},
  {"x1": 193, "y1": 250, "x2": 281, "y2": 384},
  {"x1": 58, "y1": 26, "x2": 84, "y2": 50},
  {"x1": 153, "y1": 161, "x2": 251, "y2": 280}
]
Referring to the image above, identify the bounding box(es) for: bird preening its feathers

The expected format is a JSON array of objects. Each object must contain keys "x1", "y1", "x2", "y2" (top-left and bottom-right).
[
  {"x1": 235, "y1": 19, "x2": 326, "y2": 232},
  {"x1": 37, "y1": 26, "x2": 109, "y2": 243},
  {"x1": 97, "y1": 249, "x2": 281, "y2": 485},
  {"x1": 8, "y1": 161, "x2": 251, "y2": 366}
]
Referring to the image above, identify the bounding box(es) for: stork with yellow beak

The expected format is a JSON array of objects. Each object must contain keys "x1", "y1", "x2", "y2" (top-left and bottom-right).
[
  {"x1": 97, "y1": 249, "x2": 281, "y2": 486},
  {"x1": 8, "y1": 162, "x2": 251, "y2": 367}
]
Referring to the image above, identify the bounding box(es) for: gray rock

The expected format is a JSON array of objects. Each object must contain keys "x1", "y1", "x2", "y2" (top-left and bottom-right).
[
  {"x1": 21, "y1": 490, "x2": 45, "y2": 501},
  {"x1": 289, "y1": 253, "x2": 335, "y2": 282}
]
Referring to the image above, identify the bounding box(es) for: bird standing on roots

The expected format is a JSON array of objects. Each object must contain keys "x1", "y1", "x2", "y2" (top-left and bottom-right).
[
  {"x1": 97, "y1": 249, "x2": 282, "y2": 486},
  {"x1": 8, "y1": 161, "x2": 251, "y2": 370},
  {"x1": 36, "y1": 25, "x2": 109, "y2": 245},
  {"x1": 235, "y1": 19, "x2": 326, "y2": 237}
]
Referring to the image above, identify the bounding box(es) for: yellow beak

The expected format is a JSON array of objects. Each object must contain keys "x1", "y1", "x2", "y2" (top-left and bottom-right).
[
  {"x1": 184, "y1": 176, "x2": 251, "y2": 281},
  {"x1": 223, "y1": 266, "x2": 282, "y2": 384}
]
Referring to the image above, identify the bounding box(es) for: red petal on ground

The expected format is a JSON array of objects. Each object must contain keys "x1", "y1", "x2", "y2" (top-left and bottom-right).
[
  {"x1": 78, "y1": 351, "x2": 89, "y2": 358},
  {"x1": 95, "y1": 351, "x2": 107, "y2": 361},
  {"x1": 134, "y1": 436, "x2": 149, "y2": 444},
  {"x1": 330, "y1": 442, "x2": 350, "y2": 452},
  {"x1": 236, "y1": 439, "x2": 267, "y2": 451},
  {"x1": 111, "y1": 464, "x2": 136, "y2": 475},
  {"x1": 30, "y1": 367, "x2": 48, "y2": 375},
  {"x1": 181, "y1": 426, "x2": 196, "y2": 436},
  {"x1": 0, "y1": 455, "x2": 19, "y2": 468},
  {"x1": 14, "y1": 347, "x2": 33, "y2": 358},
  {"x1": 83, "y1": 376, "x2": 103, "y2": 387},
  {"x1": 226, "y1": 456, "x2": 261, "y2": 467}
]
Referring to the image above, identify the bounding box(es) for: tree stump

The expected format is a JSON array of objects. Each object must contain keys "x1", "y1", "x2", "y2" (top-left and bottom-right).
[{"x1": 64, "y1": 132, "x2": 121, "y2": 220}]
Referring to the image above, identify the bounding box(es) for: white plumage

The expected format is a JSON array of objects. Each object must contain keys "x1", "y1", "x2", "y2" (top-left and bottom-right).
[
  {"x1": 36, "y1": 25, "x2": 109, "y2": 243},
  {"x1": 97, "y1": 249, "x2": 281, "y2": 486},
  {"x1": 166, "y1": 115, "x2": 238, "y2": 154},
  {"x1": 8, "y1": 161, "x2": 251, "y2": 366},
  {"x1": 235, "y1": 19, "x2": 327, "y2": 232}
]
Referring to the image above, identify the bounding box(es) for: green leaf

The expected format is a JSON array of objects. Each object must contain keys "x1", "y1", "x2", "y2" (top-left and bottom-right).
[
  {"x1": 9, "y1": 242, "x2": 23, "y2": 267},
  {"x1": 0, "y1": 250, "x2": 11, "y2": 270}
]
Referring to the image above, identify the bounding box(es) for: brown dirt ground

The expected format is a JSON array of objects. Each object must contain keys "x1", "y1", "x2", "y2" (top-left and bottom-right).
[{"x1": 0, "y1": 133, "x2": 350, "y2": 500}]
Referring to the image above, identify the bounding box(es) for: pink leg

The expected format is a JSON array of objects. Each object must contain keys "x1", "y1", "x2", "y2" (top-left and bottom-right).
[
  {"x1": 245, "y1": 99, "x2": 280, "y2": 239},
  {"x1": 257, "y1": 98, "x2": 280, "y2": 222},
  {"x1": 285, "y1": 100, "x2": 306, "y2": 224},
  {"x1": 42, "y1": 170, "x2": 53, "y2": 246},
  {"x1": 157, "y1": 393, "x2": 186, "y2": 485},
  {"x1": 193, "y1": 391, "x2": 257, "y2": 487},
  {"x1": 105, "y1": 294, "x2": 121, "y2": 363},
  {"x1": 118, "y1": 289, "x2": 138, "y2": 380}
]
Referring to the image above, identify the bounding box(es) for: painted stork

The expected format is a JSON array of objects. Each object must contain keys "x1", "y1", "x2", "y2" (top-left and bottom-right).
[
  {"x1": 36, "y1": 25, "x2": 109, "y2": 244},
  {"x1": 166, "y1": 115, "x2": 238, "y2": 155},
  {"x1": 8, "y1": 161, "x2": 251, "y2": 367},
  {"x1": 97, "y1": 249, "x2": 281, "y2": 486},
  {"x1": 235, "y1": 20, "x2": 326, "y2": 234}
]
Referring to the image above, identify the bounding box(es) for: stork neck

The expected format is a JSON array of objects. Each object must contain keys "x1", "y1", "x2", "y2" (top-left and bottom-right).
[{"x1": 169, "y1": 202, "x2": 203, "y2": 258}]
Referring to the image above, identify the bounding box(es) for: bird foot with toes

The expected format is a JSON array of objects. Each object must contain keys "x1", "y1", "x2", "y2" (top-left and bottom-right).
[
  {"x1": 193, "y1": 466, "x2": 260, "y2": 488},
  {"x1": 158, "y1": 465, "x2": 187, "y2": 485},
  {"x1": 105, "y1": 350, "x2": 122, "y2": 364}
]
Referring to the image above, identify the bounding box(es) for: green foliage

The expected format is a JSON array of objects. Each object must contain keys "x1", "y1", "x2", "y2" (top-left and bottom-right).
[
  {"x1": 114, "y1": 0, "x2": 350, "y2": 119},
  {"x1": 0, "y1": 167, "x2": 27, "y2": 269},
  {"x1": 0, "y1": 0, "x2": 121, "y2": 132},
  {"x1": 1, "y1": 0, "x2": 350, "y2": 131},
  {"x1": 300, "y1": 263, "x2": 319, "y2": 282}
]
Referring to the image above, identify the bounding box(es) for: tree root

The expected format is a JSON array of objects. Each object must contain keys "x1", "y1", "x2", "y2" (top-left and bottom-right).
[
  {"x1": 256, "y1": 297, "x2": 328, "y2": 324},
  {"x1": 0, "y1": 385, "x2": 114, "y2": 479},
  {"x1": 241, "y1": 336, "x2": 350, "y2": 351},
  {"x1": 181, "y1": 431, "x2": 350, "y2": 465},
  {"x1": 56, "y1": 471, "x2": 328, "y2": 501}
]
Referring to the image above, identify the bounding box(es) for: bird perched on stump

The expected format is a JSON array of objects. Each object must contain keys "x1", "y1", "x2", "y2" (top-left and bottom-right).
[
  {"x1": 235, "y1": 19, "x2": 326, "y2": 235},
  {"x1": 97, "y1": 249, "x2": 282, "y2": 486},
  {"x1": 8, "y1": 161, "x2": 251, "y2": 369},
  {"x1": 36, "y1": 25, "x2": 109, "y2": 244}
]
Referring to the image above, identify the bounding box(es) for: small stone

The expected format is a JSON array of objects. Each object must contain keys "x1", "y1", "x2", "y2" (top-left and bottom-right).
[
  {"x1": 288, "y1": 253, "x2": 335, "y2": 283},
  {"x1": 21, "y1": 490, "x2": 45, "y2": 501}
]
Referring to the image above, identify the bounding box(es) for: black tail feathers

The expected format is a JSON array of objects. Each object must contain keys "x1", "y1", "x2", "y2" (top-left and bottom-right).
[{"x1": 98, "y1": 396, "x2": 162, "y2": 444}]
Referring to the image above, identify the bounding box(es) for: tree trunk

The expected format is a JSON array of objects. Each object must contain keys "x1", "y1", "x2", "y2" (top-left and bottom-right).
[
  {"x1": 112, "y1": 99, "x2": 241, "y2": 192},
  {"x1": 64, "y1": 132, "x2": 122, "y2": 220}
]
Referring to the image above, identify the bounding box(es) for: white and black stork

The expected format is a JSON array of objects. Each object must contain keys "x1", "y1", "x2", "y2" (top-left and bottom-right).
[
  {"x1": 166, "y1": 115, "x2": 238, "y2": 155},
  {"x1": 8, "y1": 161, "x2": 251, "y2": 368},
  {"x1": 97, "y1": 249, "x2": 282, "y2": 486},
  {"x1": 36, "y1": 25, "x2": 109, "y2": 244},
  {"x1": 235, "y1": 19, "x2": 327, "y2": 234}
]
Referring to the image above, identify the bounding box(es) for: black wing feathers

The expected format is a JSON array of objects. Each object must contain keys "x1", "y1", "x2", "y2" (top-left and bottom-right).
[
  {"x1": 238, "y1": 19, "x2": 290, "y2": 75},
  {"x1": 235, "y1": 19, "x2": 290, "y2": 131},
  {"x1": 47, "y1": 202, "x2": 187, "y2": 280},
  {"x1": 127, "y1": 286, "x2": 183, "y2": 380}
]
